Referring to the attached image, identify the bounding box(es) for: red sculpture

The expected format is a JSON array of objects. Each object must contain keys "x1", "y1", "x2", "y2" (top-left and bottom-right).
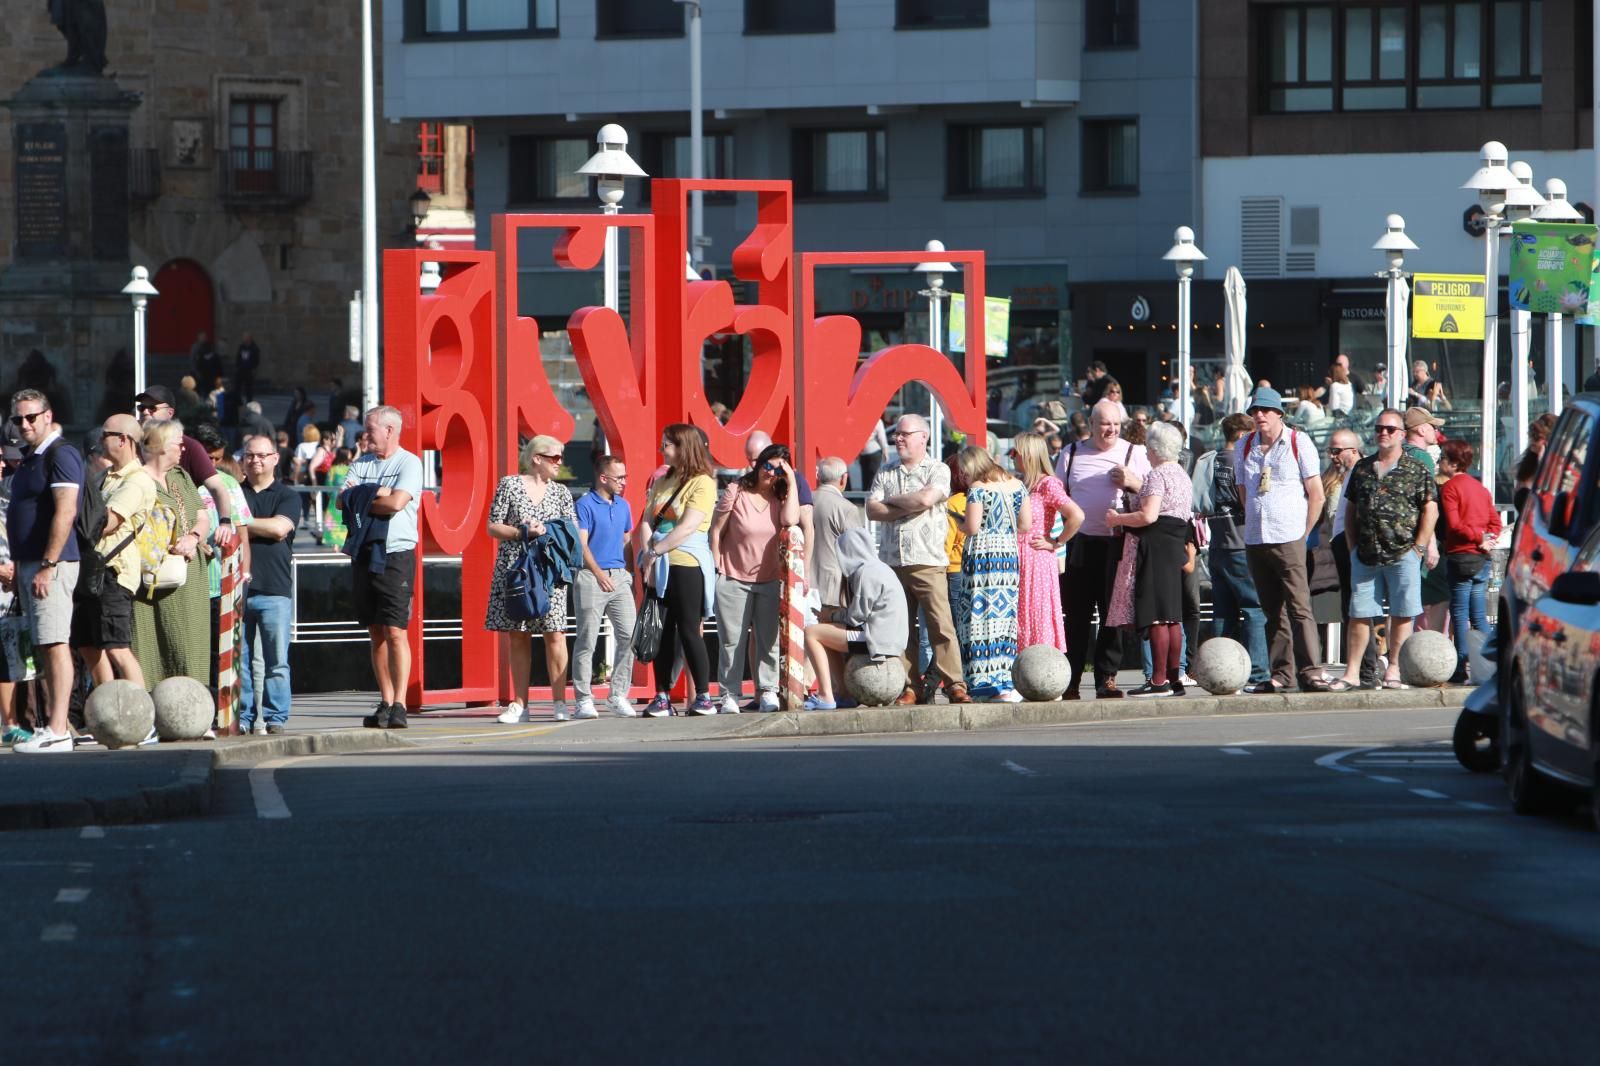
[{"x1": 382, "y1": 180, "x2": 987, "y2": 709}]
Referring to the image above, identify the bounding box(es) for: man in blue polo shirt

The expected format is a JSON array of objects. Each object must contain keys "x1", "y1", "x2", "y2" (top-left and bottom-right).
[{"x1": 568, "y1": 454, "x2": 638, "y2": 720}]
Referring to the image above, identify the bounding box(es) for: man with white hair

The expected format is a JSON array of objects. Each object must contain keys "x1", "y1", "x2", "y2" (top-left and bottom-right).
[
  {"x1": 867, "y1": 413, "x2": 967, "y2": 704},
  {"x1": 810, "y1": 455, "x2": 863, "y2": 615}
]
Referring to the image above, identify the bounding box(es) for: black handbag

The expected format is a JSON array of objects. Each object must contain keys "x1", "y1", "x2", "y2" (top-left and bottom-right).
[
  {"x1": 1446, "y1": 552, "x2": 1489, "y2": 580},
  {"x1": 632, "y1": 593, "x2": 665, "y2": 662}
]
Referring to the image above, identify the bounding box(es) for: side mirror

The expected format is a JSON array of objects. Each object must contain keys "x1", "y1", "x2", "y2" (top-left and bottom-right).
[
  {"x1": 1549, "y1": 490, "x2": 1573, "y2": 539},
  {"x1": 1550, "y1": 570, "x2": 1600, "y2": 606}
]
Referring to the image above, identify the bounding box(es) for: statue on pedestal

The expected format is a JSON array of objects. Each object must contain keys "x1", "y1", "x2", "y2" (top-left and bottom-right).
[{"x1": 45, "y1": 0, "x2": 109, "y2": 76}]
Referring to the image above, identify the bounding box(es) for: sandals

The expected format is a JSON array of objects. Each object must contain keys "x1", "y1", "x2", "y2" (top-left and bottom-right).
[
  {"x1": 1325, "y1": 678, "x2": 1356, "y2": 693},
  {"x1": 1381, "y1": 677, "x2": 1410, "y2": 690}
]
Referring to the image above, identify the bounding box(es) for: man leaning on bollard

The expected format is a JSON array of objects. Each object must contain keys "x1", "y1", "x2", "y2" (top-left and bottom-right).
[
  {"x1": 866, "y1": 414, "x2": 969, "y2": 705},
  {"x1": 1233, "y1": 388, "x2": 1331, "y2": 694},
  {"x1": 72, "y1": 413, "x2": 154, "y2": 691},
  {"x1": 239, "y1": 435, "x2": 301, "y2": 734},
  {"x1": 568, "y1": 454, "x2": 640, "y2": 720}
]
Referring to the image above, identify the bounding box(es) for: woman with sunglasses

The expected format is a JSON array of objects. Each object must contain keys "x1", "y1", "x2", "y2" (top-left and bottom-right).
[
  {"x1": 638, "y1": 424, "x2": 718, "y2": 716},
  {"x1": 486, "y1": 436, "x2": 577, "y2": 723},
  {"x1": 709, "y1": 442, "x2": 800, "y2": 714}
]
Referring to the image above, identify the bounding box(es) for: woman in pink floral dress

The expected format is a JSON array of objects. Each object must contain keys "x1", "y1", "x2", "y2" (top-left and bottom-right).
[{"x1": 1011, "y1": 432, "x2": 1083, "y2": 651}]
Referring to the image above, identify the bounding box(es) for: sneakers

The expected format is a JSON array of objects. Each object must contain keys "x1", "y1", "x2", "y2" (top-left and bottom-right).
[
  {"x1": 607, "y1": 694, "x2": 638, "y2": 718},
  {"x1": 14, "y1": 727, "x2": 74, "y2": 754},
  {"x1": 718, "y1": 695, "x2": 741, "y2": 716},
  {"x1": 996, "y1": 689, "x2": 1024, "y2": 703},
  {"x1": 138, "y1": 728, "x2": 160, "y2": 746},
  {"x1": 645, "y1": 694, "x2": 674, "y2": 717},
  {"x1": 265, "y1": 724, "x2": 286, "y2": 735},
  {"x1": 1129, "y1": 682, "x2": 1174, "y2": 698},
  {"x1": 687, "y1": 694, "x2": 717, "y2": 716},
  {"x1": 1177, "y1": 673, "x2": 1198, "y2": 688},
  {"x1": 1170, "y1": 680, "x2": 1186, "y2": 697},
  {"x1": 552, "y1": 701, "x2": 570, "y2": 722},
  {"x1": 363, "y1": 702, "x2": 390, "y2": 728},
  {"x1": 573, "y1": 698, "x2": 599, "y2": 720},
  {"x1": 386, "y1": 703, "x2": 408, "y2": 729},
  {"x1": 757, "y1": 691, "x2": 781, "y2": 713},
  {"x1": 496, "y1": 702, "x2": 526, "y2": 725},
  {"x1": 2, "y1": 725, "x2": 33, "y2": 746}
]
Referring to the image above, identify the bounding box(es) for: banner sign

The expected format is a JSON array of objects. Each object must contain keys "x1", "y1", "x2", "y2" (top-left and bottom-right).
[
  {"x1": 948, "y1": 293, "x2": 1011, "y2": 357},
  {"x1": 1411, "y1": 273, "x2": 1485, "y2": 340},
  {"x1": 1508, "y1": 221, "x2": 1597, "y2": 314}
]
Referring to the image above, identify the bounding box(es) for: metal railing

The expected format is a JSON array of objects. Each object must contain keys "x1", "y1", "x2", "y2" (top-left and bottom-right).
[{"x1": 219, "y1": 149, "x2": 313, "y2": 207}]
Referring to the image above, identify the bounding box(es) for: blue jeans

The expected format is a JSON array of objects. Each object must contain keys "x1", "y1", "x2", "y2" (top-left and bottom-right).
[
  {"x1": 1448, "y1": 564, "x2": 1490, "y2": 669},
  {"x1": 1208, "y1": 548, "x2": 1270, "y2": 683},
  {"x1": 240, "y1": 594, "x2": 293, "y2": 726}
]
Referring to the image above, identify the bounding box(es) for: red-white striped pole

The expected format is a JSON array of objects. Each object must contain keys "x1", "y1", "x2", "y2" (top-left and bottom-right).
[
  {"x1": 778, "y1": 525, "x2": 808, "y2": 712},
  {"x1": 216, "y1": 538, "x2": 241, "y2": 735}
]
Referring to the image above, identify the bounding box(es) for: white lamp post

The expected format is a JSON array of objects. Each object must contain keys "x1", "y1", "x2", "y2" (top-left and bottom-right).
[
  {"x1": 359, "y1": 0, "x2": 378, "y2": 414},
  {"x1": 673, "y1": 0, "x2": 706, "y2": 274},
  {"x1": 1533, "y1": 176, "x2": 1583, "y2": 415},
  {"x1": 576, "y1": 124, "x2": 647, "y2": 313},
  {"x1": 1504, "y1": 160, "x2": 1547, "y2": 460},
  {"x1": 1161, "y1": 226, "x2": 1207, "y2": 429},
  {"x1": 1372, "y1": 214, "x2": 1418, "y2": 413},
  {"x1": 913, "y1": 239, "x2": 957, "y2": 450},
  {"x1": 1461, "y1": 141, "x2": 1517, "y2": 503},
  {"x1": 121, "y1": 266, "x2": 159, "y2": 400}
]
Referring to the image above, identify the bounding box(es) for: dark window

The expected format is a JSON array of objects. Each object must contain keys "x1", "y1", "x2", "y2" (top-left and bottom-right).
[
  {"x1": 745, "y1": 0, "x2": 834, "y2": 33},
  {"x1": 507, "y1": 135, "x2": 592, "y2": 203},
  {"x1": 1085, "y1": 0, "x2": 1138, "y2": 47},
  {"x1": 896, "y1": 0, "x2": 988, "y2": 30},
  {"x1": 410, "y1": 0, "x2": 558, "y2": 37},
  {"x1": 1081, "y1": 118, "x2": 1137, "y2": 194},
  {"x1": 1490, "y1": 0, "x2": 1541, "y2": 105},
  {"x1": 948, "y1": 124, "x2": 1044, "y2": 197},
  {"x1": 417, "y1": 123, "x2": 444, "y2": 194},
  {"x1": 596, "y1": 0, "x2": 683, "y2": 37},
  {"x1": 792, "y1": 129, "x2": 888, "y2": 198},
  {"x1": 643, "y1": 132, "x2": 735, "y2": 202},
  {"x1": 228, "y1": 99, "x2": 278, "y2": 193},
  {"x1": 1262, "y1": 5, "x2": 1335, "y2": 111},
  {"x1": 1417, "y1": 2, "x2": 1483, "y2": 107},
  {"x1": 1342, "y1": 5, "x2": 1407, "y2": 109}
]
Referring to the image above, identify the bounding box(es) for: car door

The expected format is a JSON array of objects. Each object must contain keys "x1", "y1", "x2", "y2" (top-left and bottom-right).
[
  {"x1": 1544, "y1": 526, "x2": 1600, "y2": 778},
  {"x1": 1520, "y1": 600, "x2": 1563, "y2": 762},
  {"x1": 1510, "y1": 410, "x2": 1594, "y2": 614}
]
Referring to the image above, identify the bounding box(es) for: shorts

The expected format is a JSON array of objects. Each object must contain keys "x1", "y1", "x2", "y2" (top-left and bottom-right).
[
  {"x1": 16, "y1": 560, "x2": 80, "y2": 646},
  {"x1": 353, "y1": 548, "x2": 416, "y2": 629},
  {"x1": 71, "y1": 580, "x2": 134, "y2": 650},
  {"x1": 845, "y1": 629, "x2": 871, "y2": 657},
  {"x1": 1349, "y1": 550, "x2": 1422, "y2": 620}
]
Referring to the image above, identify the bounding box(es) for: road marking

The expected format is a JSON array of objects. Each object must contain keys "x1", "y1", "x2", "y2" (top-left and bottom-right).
[
  {"x1": 1293, "y1": 733, "x2": 1345, "y2": 739},
  {"x1": 1220, "y1": 747, "x2": 1253, "y2": 756},
  {"x1": 249, "y1": 764, "x2": 293, "y2": 819},
  {"x1": 40, "y1": 924, "x2": 77, "y2": 942},
  {"x1": 1368, "y1": 775, "x2": 1404, "y2": 784},
  {"x1": 54, "y1": 888, "x2": 90, "y2": 904},
  {"x1": 1001, "y1": 760, "x2": 1038, "y2": 777},
  {"x1": 1410, "y1": 788, "x2": 1451, "y2": 800},
  {"x1": 1458, "y1": 801, "x2": 1497, "y2": 811},
  {"x1": 1225, "y1": 740, "x2": 1266, "y2": 746},
  {"x1": 79, "y1": 826, "x2": 104, "y2": 839},
  {"x1": 412, "y1": 725, "x2": 564, "y2": 743},
  {"x1": 1315, "y1": 747, "x2": 1377, "y2": 772}
]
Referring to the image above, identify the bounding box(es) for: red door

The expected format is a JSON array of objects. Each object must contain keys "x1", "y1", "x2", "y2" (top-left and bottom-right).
[{"x1": 147, "y1": 259, "x2": 215, "y2": 357}]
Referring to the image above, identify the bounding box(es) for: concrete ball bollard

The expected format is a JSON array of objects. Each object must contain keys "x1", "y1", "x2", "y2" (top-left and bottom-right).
[
  {"x1": 844, "y1": 654, "x2": 907, "y2": 707},
  {"x1": 85, "y1": 680, "x2": 156, "y2": 750},
  {"x1": 1193, "y1": 637, "x2": 1252, "y2": 695},
  {"x1": 1398, "y1": 630, "x2": 1457, "y2": 688},
  {"x1": 1011, "y1": 644, "x2": 1071, "y2": 702},
  {"x1": 152, "y1": 676, "x2": 214, "y2": 741}
]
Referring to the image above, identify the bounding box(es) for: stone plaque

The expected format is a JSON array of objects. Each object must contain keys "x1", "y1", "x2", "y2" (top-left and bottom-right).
[
  {"x1": 91, "y1": 126, "x2": 130, "y2": 262},
  {"x1": 15, "y1": 122, "x2": 67, "y2": 259}
]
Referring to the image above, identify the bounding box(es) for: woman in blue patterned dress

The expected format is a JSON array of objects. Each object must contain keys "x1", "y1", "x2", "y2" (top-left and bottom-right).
[{"x1": 956, "y1": 446, "x2": 1031, "y2": 702}]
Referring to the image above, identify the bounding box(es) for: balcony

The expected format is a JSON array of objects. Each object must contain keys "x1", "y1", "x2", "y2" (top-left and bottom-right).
[
  {"x1": 219, "y1": 149, "x2": 313, "y2": 208},
  {"x1": 129, "y1": 148, "x2": 161, "y2": 203}
]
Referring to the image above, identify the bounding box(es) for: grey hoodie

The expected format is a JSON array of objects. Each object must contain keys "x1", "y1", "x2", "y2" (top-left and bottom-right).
[{"x1": 834, "y1": 528, "x2": 909, "y2": 658}]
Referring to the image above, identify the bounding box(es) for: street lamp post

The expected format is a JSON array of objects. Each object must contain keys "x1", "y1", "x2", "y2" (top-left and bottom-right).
[
  {"x1": 1372, "y1": 214, "x2": 1418, "y2": 413},
  {"x1": 1161, "y1": 226, "x2": 1207, "y2": 430},
  {"x1": 673, "y1": 0, "x2": 706, "y2": 274},
  {"x1": 1505, "y1": 160, "x2": 1547, "y2": 457},
  {"x1": 121, "y1": 266, "x2": 159, "y2": 400},
  {"x1": 409, "y1": 188, "x2": 433, "y2": 244},
  {"x1": 913, "y1": 239, "x2": 957, "y2": 448},
  {"x1": 359, "y1": 0, "x2": 378, "y2": 415},
  {"x1": 576, "y1": 124, "x2": 647, "y2": 314},
  {"x1": 1461, "y1": 141, "x2": 1517, "y2": 503},
  {"x1": 1533, "y1": 177, "x2": 1584, "y2": 414}
]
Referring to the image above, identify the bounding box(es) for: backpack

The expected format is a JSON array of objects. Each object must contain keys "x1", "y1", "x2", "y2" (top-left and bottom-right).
[{"x1": 1189, "y1": 450, "x2": 1217, "y2": 516}]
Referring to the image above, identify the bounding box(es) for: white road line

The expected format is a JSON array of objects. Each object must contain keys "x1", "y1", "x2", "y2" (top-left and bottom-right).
[
  {"x1": 40, "y1": 924, "x2": 77, "y2": 942},
  {"x1": 1409, "y1": 788, "x2": 1451, "y2": 800},
  {"x1": 249, "y1": 762, "x2": 294, "y2": 819},
  {"x1": 1458, "y1": 801, "x2": 1497, "y2": 811},
  {"x1": 1293, "y1": 733, "x2": 1345, "y2": 739},
  {"x1": 1225, "y1": 740, "x2": 1266, "y2": 746},
  {"x1": 79, "y1": 826, "x2": 104, "y2": 839},
  {"x1": 1220, "y1": 747, "x2": 1253, "y2": 756},
  {"x1": 1001, "y1": 760, "x2": 1038, "y2": 777},
  {"x1": 1315, "y1": 747, "x2": 1377, "y2": 772},
  {"x1": 1368, "y1": 775, "x2": 1404, "y2": 784},
  {"x1": 54, "y1": 888, "x2": 91, "y2": 904}
]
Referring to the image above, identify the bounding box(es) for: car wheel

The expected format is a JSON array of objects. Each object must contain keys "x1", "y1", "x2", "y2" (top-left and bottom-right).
[
  {"x1": 1453, "y1": 711, "x2": 1499, "y2": 773},
  {"x1": 1505, "y1": 673, "x2": 1561, "y2": 815}
]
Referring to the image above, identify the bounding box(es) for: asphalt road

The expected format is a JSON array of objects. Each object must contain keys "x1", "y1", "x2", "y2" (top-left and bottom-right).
[{"x1": 6, "y1": 706, "x2": 1599, "y2": 1063}]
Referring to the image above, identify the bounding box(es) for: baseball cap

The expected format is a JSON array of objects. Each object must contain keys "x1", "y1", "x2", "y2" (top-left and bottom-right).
[
  {"x1": 135, "y1": 385, "x2": 176, "y2": 409},
  {"x1": 1403, "y1": 406, "x2": 1445, "y2": 430}
]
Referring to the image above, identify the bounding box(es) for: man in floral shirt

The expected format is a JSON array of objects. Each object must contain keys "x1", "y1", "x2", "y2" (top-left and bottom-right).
[{"x1": 1334, "y1": 408, "x2": 1438, "y2": 691}]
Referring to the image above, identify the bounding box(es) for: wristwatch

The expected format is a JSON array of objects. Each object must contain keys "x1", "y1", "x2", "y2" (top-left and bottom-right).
[
  {"x1": 39, "y1": 559, "x2": 57, "y2": 569},
  {"x1": 219, "y1": 517, "x2": 232, "y2": 525}
]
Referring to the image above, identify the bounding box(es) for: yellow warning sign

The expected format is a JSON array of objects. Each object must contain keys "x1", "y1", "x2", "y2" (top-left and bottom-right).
[{"x1": 1412, "y1": 273, "x2": 1485, "y2": 340}]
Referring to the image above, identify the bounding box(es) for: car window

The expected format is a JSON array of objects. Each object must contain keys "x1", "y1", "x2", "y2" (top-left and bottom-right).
[
  {"x1": 1536, "y1": 413, "x2": 1583, "y2": 498},
  {"x1": 1576, "y1": 524, "x2": 1600, "y2": 572},
  {"x1": 1559, "y1": 414, "x2": 1592, "y2": 496}
]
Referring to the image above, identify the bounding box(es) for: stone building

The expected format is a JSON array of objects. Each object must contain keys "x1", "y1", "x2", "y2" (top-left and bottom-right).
[{"x1": 0, "y1": 1, "x2": 423, "y2": 427}]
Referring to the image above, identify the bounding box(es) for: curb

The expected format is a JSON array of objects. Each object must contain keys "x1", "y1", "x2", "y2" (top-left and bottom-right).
[{"x1": 0, "y1": 729, "x2": 411, "y2": 833}]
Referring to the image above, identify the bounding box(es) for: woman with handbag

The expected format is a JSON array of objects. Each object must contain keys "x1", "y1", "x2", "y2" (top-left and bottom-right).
[
  {"x1": 636, "y1": 423, "x2": 718, "y2": 717},
  {"x1": 130, "y1": 419, "x2": 212, "y2": 691},
  {"x1": 486, "y1": 436, "x2": 578, "y2": 723},
  {"x1": 1438, "y1": 439, "x2": 1501, "y2": 684}
]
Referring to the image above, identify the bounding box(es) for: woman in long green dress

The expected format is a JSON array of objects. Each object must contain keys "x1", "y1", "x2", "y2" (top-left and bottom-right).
[{"x1": 130, "y1": 419, "x2": 213, "y2": 690}]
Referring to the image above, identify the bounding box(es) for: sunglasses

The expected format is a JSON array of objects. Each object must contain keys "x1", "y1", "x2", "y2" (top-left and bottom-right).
[
  {"x1": 1375, "y1": 425, "x2": 1404, "y2": 435},
  {"x1": 539, "y1": 453, "x2": 562, "y2": 461},
  {"x1": 762, "y1": 462, "x2": 783, "y2": 474},
  {"x1": 9, "y1": 412, "x2": 44, "y2": 427},
  {"x1": 101, "y1": 430, "x2": 129, "y2": 441}
]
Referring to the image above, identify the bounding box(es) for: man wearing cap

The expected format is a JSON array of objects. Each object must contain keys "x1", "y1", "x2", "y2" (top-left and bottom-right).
[
  {"x1": 1403, "y1": 406, "x2": 1442, "y2": 474},
  {"x1": 1233, "y1": 387, "x2": 1330, "y2": 693},
  {"x1": 135, "y1": 386, "x2": 237, "y2": 547}
]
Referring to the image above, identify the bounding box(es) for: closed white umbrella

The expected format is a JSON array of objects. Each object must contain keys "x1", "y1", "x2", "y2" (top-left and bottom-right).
[{"x1": 1222, "y1": 266, "x2": 1253, "y2": 414}]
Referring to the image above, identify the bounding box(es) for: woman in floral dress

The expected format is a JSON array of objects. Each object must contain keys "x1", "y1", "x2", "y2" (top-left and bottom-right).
[
  {"x1": 1011, "y1": 431, "x2": 1082, "y2": 653},
  {"x1": 486, "y1": 435, "x2": 577, "y2": 723},
  {"x1": 955, "y1": 446, "x2": 1031, "y2": 702}
]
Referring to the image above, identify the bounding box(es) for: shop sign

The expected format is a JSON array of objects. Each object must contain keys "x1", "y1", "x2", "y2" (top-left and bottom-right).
[
  {"x1": 948, "y1": 293, "x2": 1011, "y2": 358},
  {"x1": 1508, "y1": 221, "x2": 1597, "y2": 314},
  {"x1": 1412, "y1": 273, "x2": 1486, "y2": 340}
]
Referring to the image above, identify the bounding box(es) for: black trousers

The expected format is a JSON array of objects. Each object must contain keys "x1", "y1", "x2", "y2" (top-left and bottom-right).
[
  {"x1": 1331, "y1": 537, "x2": 1381, "y2": 684},
  {"x1": 1061, "y1": 535, "x2": 1124, "y2": 686},
  {"x1": 653, "y1": 564, "x2": 709, "y2": 695}
]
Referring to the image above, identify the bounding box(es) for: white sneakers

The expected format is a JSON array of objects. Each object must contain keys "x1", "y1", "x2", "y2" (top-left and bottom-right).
[
  {"x1": 552, "y1": 701, "x2": 569, "y2": 722},
  {"x1": 719, "y1": 695, "x2": 742, "y2": 716},
  {"x1": 607, "y1": 694, "x2": 637, "y2": 718},
  {"x1": 496, "y1": 702, "x2": 526, "y2": 724},
  {"x1": 14, "y1": 728, "x2": 74, "y2": 754},
  {"x1": 758, "y1": 691, "x2": 781, "y2": 713},
  {"x1": 573, "y1": 698, "x2": 599, "y2": 720},
  {"x1": 997, "y1": 689, "x2": 1024, "y2": 703}
]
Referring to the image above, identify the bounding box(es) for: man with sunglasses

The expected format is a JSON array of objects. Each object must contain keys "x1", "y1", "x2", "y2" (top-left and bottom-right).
[
  {"x1": 134, "y1": 386, "x2": 237, "y2": 549},
  {"x1": 239, "y1": 435, "x2": 301, "y2": 734},
  {"x1": 570, "y1": 454, "x2": 638, "y2": 719},
  {"x1": 71, "y1": 414, "x2": 156, "y2": 690},
  {"x1": 1326, "y1": 428, "x2": 1380, "y2": 688},
  {"x1": 6, "y1": 390, "x2": 83, "y2": 753}
]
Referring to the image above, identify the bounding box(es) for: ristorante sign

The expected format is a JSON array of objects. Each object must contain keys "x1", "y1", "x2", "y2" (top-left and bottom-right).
[{"x1": 383, "y1": 178, "x2": 988, "y2": 708}]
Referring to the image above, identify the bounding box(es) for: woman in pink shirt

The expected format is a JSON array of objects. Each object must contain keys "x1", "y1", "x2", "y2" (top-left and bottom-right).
[{"x1": 1011, "y1": 432, "x2": 1083, "y2": 653}]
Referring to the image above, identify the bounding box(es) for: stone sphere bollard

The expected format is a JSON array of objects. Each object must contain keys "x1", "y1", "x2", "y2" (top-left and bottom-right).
[
  {"x1": 844, "y1": 654, "x2": 907, "y2": 707},
  {"x1": 1011, "y1": 644, "x2": 1071, "y2": 702},
  {"x1": 152, "y1": 676, "x2": 213, "y2": 741},
  {"x1": 1399, "y1": 630, "x2": 1457, "y2": 688},
  {"x1": 1193, "y1": 638, "x2": 1252, "y2": 695},
  {"x1": 86, "y1": 680, "x2": 156, "y2": 750}
]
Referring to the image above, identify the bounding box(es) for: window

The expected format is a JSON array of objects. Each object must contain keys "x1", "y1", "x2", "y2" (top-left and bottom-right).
[
  {"x1": 507, "y1": 136, "x2": 592, "y2": 203},
  {"x1": 229, "y1": 99, "x2": 277, "y2": 193},
  {"x1": 793, "y1": 129, "x2": 887, "y2": 198},
  {"x1": 1081, "y1": 118, "x2": 1137, "y2": 194},
  {"x1": 896, "y1": 0, "x2": 987, "y2": 29},
  {"x1": 1417, "y1": 2, "x2": 1482, "y2": 107},
  {"x1": 1263, "y1": 5, "x2": 1335, "y2": 111},
  {"x1": 948, "y1": 124, "x2": 1044, "y2": 197},
  {"x1": 644, "y1": 132, "x2": 735, "y2": 202},
  {"x1": 411, "y1": 0, "x2": 557, "y2": 36},
  {"x1": 1342, "y1": 6, "x2": 1407, "y2": 109},
  {"x1": 596, "y1": 0, "x2": 683, "y2": 37},
  {"x1": 745, "y1": 0, "x2": 834, "y2": 33},
  {"x1": 1085, "y1": 0, "x2": 1138, "y2": 48},
  {"x1": 1491, "y1": 0, "x2": 1542, "y2": 105},
  {"x1": 417, "y1": 123, "x2": 444, "y2": 194}
]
